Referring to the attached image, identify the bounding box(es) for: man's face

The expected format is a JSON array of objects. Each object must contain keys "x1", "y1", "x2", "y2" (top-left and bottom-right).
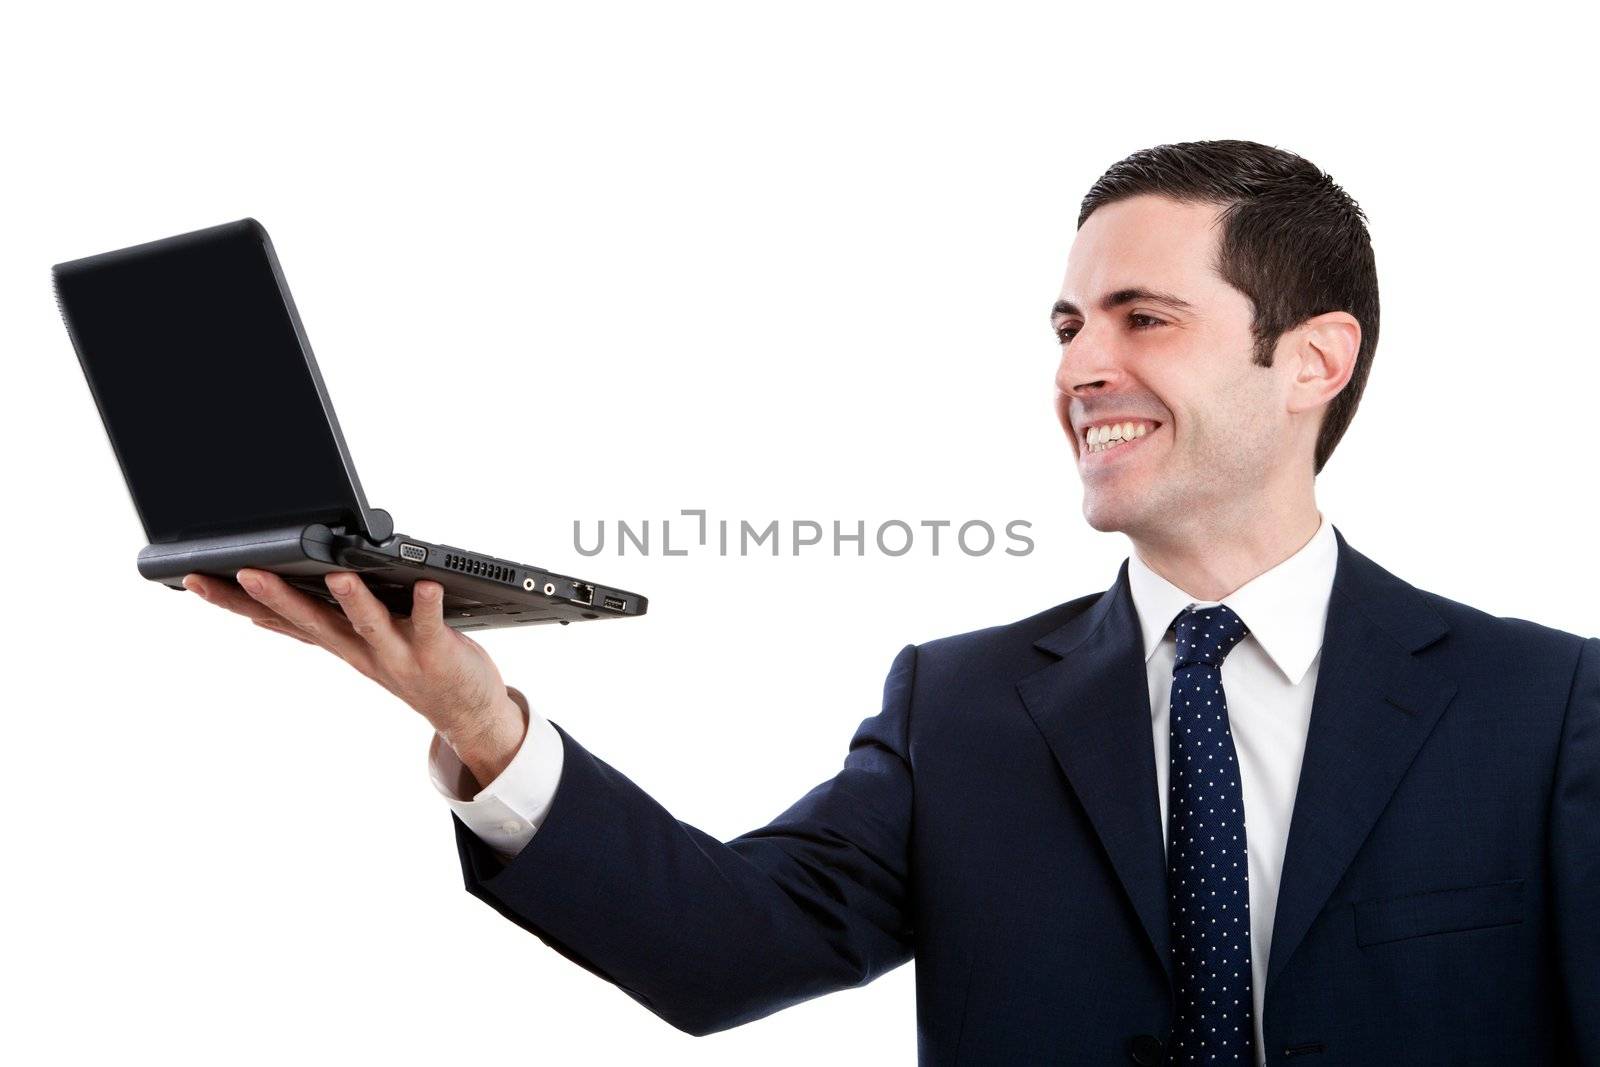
[{"x1": 1053, "y1": 193, "x2": 1295, "y2": 538}]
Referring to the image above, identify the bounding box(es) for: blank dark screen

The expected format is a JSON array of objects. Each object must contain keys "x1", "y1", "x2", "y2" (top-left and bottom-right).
[{"x1": 55, "y1": 223, "x2": 364, "y2": 544}]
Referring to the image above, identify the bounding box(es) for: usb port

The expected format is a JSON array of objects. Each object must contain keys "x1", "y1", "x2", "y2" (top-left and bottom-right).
[
  {"x1": 571, "y1": 581, "x2": 595, "y2": 606},
  {"x1": 399, "y1": 543, "x2": 427, "y2": 564},
  {"x1": 602, "y1": 595, "x2": 627, "y2": 612}
]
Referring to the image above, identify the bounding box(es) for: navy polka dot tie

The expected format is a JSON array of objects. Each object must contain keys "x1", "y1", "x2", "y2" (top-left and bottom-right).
[{"x1": 1167, "y1": 603, "x2": 1255, "y2": 1064}]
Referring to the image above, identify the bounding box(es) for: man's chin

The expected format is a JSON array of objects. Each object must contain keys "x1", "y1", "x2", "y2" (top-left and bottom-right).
[{"x1": 1080, "y1": 493, "x2": 1144, "y2": 536}]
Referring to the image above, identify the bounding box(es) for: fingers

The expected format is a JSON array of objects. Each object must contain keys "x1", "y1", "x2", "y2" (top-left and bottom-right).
[
  {"x1": 184, "y1": 569, "x2": 506, "y2": 739},
  {"x1": 185, "y1": 570, "x2": 458, "y2": 686},
  {"x1": 185, "y1": 574, "x2": 335, "y2": 650},
  {"x1": 184, "y1": 573, "x2": 301, "y2": 628},
  {"x1": 324, "y1": 571, "x2": 411, "y2": 664},
  {"x1": 408, "y1": 579, "x2": 448, "y2": 645},
  {"x1": 253, "y1": 616, "x2": 320, "y2": 646},
  {"x1": 233, "y1": 568, "x2": 382, "y2": 677}
]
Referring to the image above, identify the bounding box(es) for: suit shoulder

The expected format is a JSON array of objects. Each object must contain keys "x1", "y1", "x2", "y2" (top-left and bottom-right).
[
  {"x1": 1404, "y1": 584, "x2": 1592, "y2": 691},
  {"x1": 885, "y1": 594, "x2": 1103, "y2": 713},
  {"x1": 1413, "y1": 585, "x2": 1592, "y2": 650},
  {"x1": 910, "y1": 592, "x2": 1099, "y2": 669}
]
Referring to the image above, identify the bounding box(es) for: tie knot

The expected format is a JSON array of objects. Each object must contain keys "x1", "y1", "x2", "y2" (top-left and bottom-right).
[{"x1": 1171, "y1": 603, "x2": 1250, "y2": 670}]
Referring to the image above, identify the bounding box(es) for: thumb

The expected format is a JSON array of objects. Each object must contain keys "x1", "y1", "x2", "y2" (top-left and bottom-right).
[{"x1": 410, "y1": 580, "x2": 448, "y2": 643}]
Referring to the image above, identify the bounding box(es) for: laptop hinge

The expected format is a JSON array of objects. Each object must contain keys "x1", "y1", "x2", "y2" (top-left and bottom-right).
[{"x1": 335, "y1": 506, "x2": 394, "y2": 545}]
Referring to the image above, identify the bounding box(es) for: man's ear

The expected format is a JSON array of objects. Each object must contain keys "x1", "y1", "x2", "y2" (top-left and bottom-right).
[{"x1": 1288, "y1": 311, "x2": 1360, "y2": 415}]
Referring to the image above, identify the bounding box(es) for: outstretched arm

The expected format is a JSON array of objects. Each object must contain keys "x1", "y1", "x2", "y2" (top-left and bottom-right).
[{"x1": 452, "y1": 643, "x2": 920, "y2": 1037}]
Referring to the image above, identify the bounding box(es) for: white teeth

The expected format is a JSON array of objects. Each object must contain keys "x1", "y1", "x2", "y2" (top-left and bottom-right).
[{"x1": 1086, "y1": 420, "x2": 1153, "y2": 453}]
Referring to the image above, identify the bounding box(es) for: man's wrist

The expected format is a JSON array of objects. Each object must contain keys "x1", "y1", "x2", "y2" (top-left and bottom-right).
[{"x1": 443, "y1": 690, "x2": 528, "y2": 790}]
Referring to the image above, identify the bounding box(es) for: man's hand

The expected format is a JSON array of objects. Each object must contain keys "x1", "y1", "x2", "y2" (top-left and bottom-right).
[{"x1": 181, "y1": 568, "x2": 527, "y2": 787}]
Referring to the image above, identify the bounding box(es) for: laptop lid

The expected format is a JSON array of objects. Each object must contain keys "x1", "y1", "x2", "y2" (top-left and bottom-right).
[{"x1": 53, "y1": 218, "x2": 391, "y2": 545}]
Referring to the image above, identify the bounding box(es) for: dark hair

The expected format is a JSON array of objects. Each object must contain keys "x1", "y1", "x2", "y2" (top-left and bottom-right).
[{"x1": 1078, "y1": 139, "x2": 1378, "y2": 476}]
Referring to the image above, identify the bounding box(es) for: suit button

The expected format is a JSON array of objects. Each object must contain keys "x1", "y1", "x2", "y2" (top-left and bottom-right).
[{"x1": 1128, "y1": 1033, "x2": 1165, "y2": 1065}]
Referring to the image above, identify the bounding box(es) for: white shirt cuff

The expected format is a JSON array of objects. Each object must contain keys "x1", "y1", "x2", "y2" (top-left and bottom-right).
[{"x1": 427, "y1": 685, "x2": 564, "y2": 860}]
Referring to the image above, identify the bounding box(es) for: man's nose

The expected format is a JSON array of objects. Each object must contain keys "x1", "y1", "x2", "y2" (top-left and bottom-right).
[{"x1": 1055, "y1": 319, "x2": 1124, "y2": 397}]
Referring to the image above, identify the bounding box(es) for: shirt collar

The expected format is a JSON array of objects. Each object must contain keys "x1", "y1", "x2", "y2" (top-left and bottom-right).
[{"x1": 1125, "y1": 511, "x2": 1337, "y2": 686}]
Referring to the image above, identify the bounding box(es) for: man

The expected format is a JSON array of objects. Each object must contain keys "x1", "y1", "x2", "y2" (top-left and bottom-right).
[{"x1": 186, "y1": 140, "x2": 1599, "y2": 1065}]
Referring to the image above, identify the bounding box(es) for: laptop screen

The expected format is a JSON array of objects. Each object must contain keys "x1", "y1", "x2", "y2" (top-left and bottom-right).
[{"x1": 54, "y1": 220, "x2": 371, "y2": 545}]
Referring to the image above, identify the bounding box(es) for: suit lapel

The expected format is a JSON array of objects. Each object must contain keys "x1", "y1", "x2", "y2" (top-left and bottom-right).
[
  {"x1": 1263, "y1": 526, "x2": 1456, "y2": 1000},
  {"x1": 1013, "y1": 526, "x2": 1457, "y2": 1005},
  {"x1": 1017, "y1": 558, "x2": 1174, "y2": 987}
]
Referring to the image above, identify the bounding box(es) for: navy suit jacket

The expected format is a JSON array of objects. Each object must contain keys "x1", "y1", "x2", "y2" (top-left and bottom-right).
[{"x1": 451, "y1": 526, "x2": 1598, "y2": 1065}]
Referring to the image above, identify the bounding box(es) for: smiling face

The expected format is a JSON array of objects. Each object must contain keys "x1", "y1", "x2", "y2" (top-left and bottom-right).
[{"x1": 1053, "y1": 193, "x2": 1309, "y2": 543}]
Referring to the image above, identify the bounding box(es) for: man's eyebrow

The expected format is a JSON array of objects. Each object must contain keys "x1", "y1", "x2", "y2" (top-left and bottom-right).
[{"x1": 1051, "y1": 287, "x2": 1196, "y2": 321}]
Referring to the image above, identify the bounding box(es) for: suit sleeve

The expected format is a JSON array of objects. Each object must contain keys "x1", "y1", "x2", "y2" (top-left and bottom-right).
[
  {"x1": 449, "y1": 643, "x2": 920, "y2": 1037},
  {"x1": 1551, "y1": 635, "x2": 1600, "y2": 1062}
]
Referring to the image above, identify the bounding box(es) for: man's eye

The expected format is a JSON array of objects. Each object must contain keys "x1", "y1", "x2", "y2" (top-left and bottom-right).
[{"x1": 1055, "y1": 313, "x2": 1164, "y2": 344}]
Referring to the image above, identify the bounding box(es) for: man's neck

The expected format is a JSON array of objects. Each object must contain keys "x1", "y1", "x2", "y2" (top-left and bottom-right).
[{"x1": 1129, "y1": 505, "x2": 1323, "y2": 603}]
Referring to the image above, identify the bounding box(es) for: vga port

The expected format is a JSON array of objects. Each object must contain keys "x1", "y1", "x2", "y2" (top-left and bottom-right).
[{"x1": 399, "y1": 543, "x2": 427, "y2": 564}]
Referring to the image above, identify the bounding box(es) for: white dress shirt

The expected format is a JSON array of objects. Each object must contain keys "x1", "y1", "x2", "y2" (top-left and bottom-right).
[
  {"x1": 429, "y1": 512, "x2": 1338, "y2": 1063},
  {"x1": 1127, "y1": 511, "x2": 1336, "y2": 1066}
]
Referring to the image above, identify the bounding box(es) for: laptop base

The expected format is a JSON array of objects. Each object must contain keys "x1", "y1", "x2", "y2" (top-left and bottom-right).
[{"x1": 138, "y1": 522, "x2": 646, "y2": 630}]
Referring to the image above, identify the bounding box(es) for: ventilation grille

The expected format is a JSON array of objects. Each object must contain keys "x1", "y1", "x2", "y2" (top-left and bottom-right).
[{"x1": 443, "y1": 553, "x2": 516, "y2": 584}]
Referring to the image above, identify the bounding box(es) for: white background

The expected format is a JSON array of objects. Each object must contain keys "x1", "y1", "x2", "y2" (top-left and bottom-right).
[{"x1": 3, "y1": 3, "x2": 1596, "y2": 1063}]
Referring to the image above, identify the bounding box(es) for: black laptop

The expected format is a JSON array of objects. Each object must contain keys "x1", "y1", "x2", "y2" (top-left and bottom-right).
[{"x1": 52, "y1": 218, "x2": 647, "y2": 630}]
